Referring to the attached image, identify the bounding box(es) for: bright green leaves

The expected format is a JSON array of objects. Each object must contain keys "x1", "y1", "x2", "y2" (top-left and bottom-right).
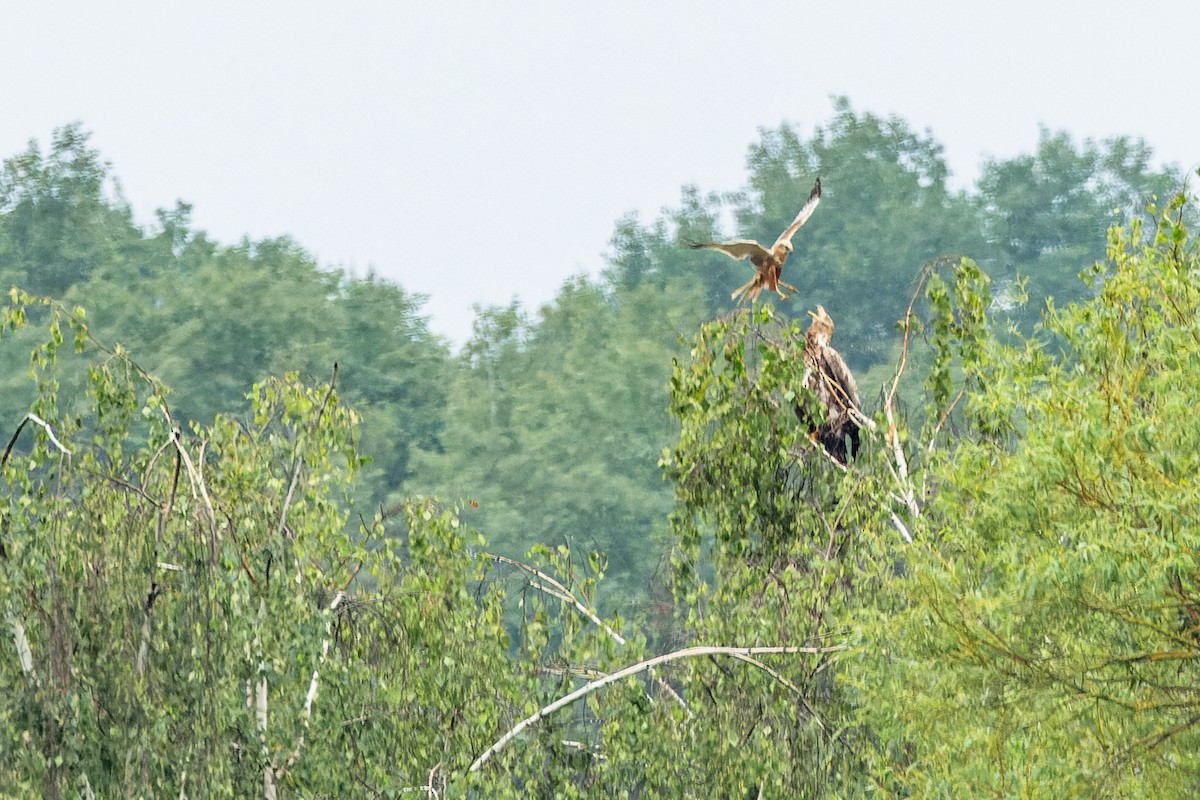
[
  {"x1": 925, "y1": 270, "x2": 955, "y2": 413},
  {"x1": 866, "y1": 190, "x2": 1200, "y2": 797}
]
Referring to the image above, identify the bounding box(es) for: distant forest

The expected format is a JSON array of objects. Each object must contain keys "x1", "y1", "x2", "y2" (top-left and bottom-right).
[{"x1": 0, "y1": 99, "x2": 1181, "y2": 605}]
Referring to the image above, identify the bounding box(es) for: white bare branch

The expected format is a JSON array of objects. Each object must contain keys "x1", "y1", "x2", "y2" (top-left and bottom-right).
[
  {"x1": 888, "y1": 509, "x2": 914, "y2": 545},
  {"x1": 469, "y1": 643, "x2": 847, "y2": 772},
  {"x1": 26, "y1": 412, "x2": 72, "y2": 456},
  {"x1": 9, "y1": 613, "x2": 35, "y2": 684},
  {"x1": 163, "y1": 418, "x2": 218, "y2": 539},
  {"x1": 281, "y1": 591, "x2": 346, "y2": 775}
]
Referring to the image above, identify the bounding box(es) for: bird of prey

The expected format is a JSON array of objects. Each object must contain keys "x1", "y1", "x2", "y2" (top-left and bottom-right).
[
  {"x1": 797, "y1": 305, "x2": 862, "y2": 464},
  {"x1": 688, "y1": 177, "x2": 821, "y2": 302}
]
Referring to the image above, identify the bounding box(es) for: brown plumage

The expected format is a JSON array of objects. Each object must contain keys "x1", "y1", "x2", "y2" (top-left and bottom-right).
[
  {"x1": 798, "y1": 305, "x2": 861, "y2": 464},
  {"x1": 688, "y1": 177, "x2": 821, "y2": 302}
]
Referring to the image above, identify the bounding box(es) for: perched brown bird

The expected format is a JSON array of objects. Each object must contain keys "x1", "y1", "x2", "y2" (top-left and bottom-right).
[
  {"x1": 688, "y1": 177, "x2": 821, "y2": 302},
  {"x1": 797, "y1": 305, "x2": 862, "y2": 463}
]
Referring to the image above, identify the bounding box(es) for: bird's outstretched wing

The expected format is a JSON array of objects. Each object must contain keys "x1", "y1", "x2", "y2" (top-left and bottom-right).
[
  {"x1": 688, "y1": 239, "x2": 771, "y2": 262},
  {"x1": 772, "y1": 177, "x2": 822, "y2": 250}
]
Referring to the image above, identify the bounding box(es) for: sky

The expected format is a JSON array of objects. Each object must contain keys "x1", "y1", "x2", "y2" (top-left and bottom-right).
[{"x1": 3, "y1": 1, "x2": 1198, "y2": 347}]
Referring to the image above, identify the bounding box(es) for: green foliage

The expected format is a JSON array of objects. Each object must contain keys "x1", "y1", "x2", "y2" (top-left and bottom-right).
[
  {"x1": 854, "y1": 190, "x2": 1200, "y2": 797},
  {"x1": 0, "y1": 294, "x2": 510, "y2": 797},
  {"x1": 0, "y1": 123, "x2": 140, "y2": 297},
  {"x1": 977, "y1": 128, "x2": 1181, "y2": 330},
  {"x1": 2, "y1": 113, "x2": 1194, "y2": 798},
  {"x1": 414, "y1": 276, "x2": 707, "y2": 610},
  {"x1": 660, "y1": 303, "x2": 905, "y2": 796},
  {"x1": 1, "y1": 290, "x2": 774, "y2": 799}
]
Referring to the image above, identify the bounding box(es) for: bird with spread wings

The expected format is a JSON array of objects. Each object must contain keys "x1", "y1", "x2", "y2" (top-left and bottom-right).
[
  {"x1": 688, "y1": 177, "x2": 821, "y2": 302},
  {"x1": 797, "y1": 305, "x2": 863, "y2": 464}
]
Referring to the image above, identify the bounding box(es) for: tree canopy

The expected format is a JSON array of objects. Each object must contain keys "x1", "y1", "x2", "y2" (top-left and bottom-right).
[{"x1": 1, "y1": 109, "x2": 1196, "y2": 797}]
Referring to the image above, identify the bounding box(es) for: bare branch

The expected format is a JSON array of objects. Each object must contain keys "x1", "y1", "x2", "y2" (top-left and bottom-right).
[
  {"x1": 797, "y1": 434, "x2": 848, "y2": 472},
  {"x1": 887, "y1": 509, "x2": 914, "y2": 545},
  {"x1": 280, "y1": 591, "x2": 346, "y2": 775},
  {"x1": 2, "y1": 412, "x2": 72, "y2": 470},
  {"x1": 485, "y1": 552, "x2": 693, "y2": 715},
  {"x1": 469, "y1": 643, "x2": 847, "y2": 772},
  {"x1": 249, "y1": 598, "x2": 277, "y2": 800},
  {"x1": 398, "y1": 761, "x2": 445, "y2": 798},
  {"x1": 26, "y1": 413, "x2": 72, "y2": 457},
  {"x1": 276, "y1": 455, "x2": 304, "y2": 541},
  {"x1": 875, "y1": 297, "x2": 924, "y2": 537},
  {"x1": 8, "y1": 613, "x2": 36, "y2": 684},
  {"x1": 163, "y1": 416, "x2": 218, "y2": 544}
]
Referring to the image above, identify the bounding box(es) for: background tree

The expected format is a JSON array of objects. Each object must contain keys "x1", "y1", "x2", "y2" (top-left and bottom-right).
[
  {"x1": 414, "y1": 275, "x2": 706, "y2": 609},
  {"x1": 0, "y1": 127, "x2": 450, "y2": 510},
  {"x1": 0, "y1": 123, "x2": 139, "y2": 297},
  {"x1": 976, "y1": 128, "x2": 1182, "y2": 330}
]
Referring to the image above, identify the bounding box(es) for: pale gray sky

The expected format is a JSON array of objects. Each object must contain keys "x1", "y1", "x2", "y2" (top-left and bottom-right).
[{"x1": 3, "y1": 1, "x2": 1197, "y2": 346}]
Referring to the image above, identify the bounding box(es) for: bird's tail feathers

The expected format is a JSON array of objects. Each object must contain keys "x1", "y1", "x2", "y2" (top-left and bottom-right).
[{"x1": 731, "y1": 276, "x2": 761, "y2": 302}]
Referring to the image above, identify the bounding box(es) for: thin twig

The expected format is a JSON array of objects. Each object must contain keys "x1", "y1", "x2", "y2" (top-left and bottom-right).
[
  {"x1": 398, "y1": 761, "x2": 444, "y2": 798},
  {"x1": 485, "y1": 552, "x2": 693, "y2": 715},
  {"x1": 0, "y1": 416, "x2": 29, "y2": 470},
  {"x1": 926, "y1": 388, "x2": 965, "y2": 453},
  {"x1": 137, "y1": 450, "x2": 184, "y2": 677},
  {"x1": 726, "y1": 652, "x2": 829, "y2": 736},
  {"x1": 485, "y1": 553, "x2": 624, "y2": 645}
]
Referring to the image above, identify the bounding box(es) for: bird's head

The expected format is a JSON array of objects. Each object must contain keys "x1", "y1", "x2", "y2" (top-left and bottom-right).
[
  {"x1": 807, "y1": 304, "x2": 834, "y2": 328},
  {"x1": 806, "y1": 305, "x2": 834, "y2": 345}
]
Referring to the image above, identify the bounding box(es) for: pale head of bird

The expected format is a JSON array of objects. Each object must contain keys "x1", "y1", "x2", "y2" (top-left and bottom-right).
[{"x1": 806, "y1": 305, "x2": 834, "y2": 347}]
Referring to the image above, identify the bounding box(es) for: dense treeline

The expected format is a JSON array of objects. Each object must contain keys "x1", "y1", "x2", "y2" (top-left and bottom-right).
[
  {"x1": 2, "y1": 100, "x2": 1197, "y2": 796},
  {"x1": 3, "y1": 101, "x2": 1179, "y2": 607},
  {"x1": 0, "y1": 126, "x2": 447, "y2": 503}
]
